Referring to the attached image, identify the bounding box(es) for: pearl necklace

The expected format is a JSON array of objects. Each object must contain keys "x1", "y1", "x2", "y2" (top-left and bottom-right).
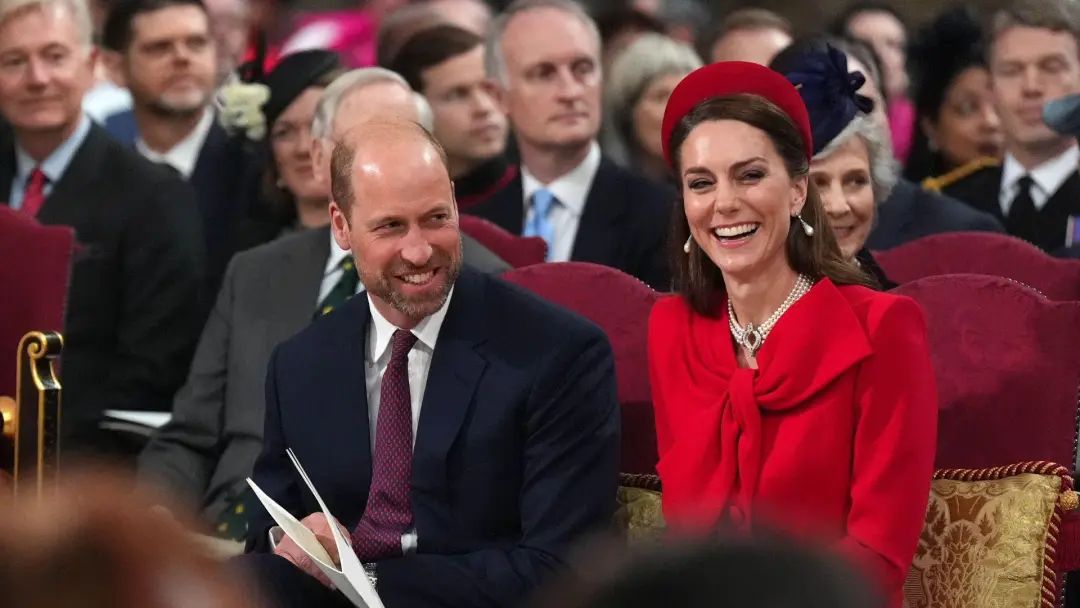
[{"x1": 727, "y1": 274, "x2": 813, "y2": 356}]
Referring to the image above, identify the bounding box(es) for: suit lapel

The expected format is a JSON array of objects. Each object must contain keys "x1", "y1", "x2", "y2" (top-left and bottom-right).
[
  {"x1": 273, "y1": 227, "x2": 332, "y2": 329},
  {"x1": 0, "y1": 133, "x2": 14, "y2": 204},
  {"x1": 412, "y1": 268, "x2": 489, "y2": 496},
  {"x1": 477, "y1": 173, "x2": 525, "y2": 233},
  {"x1": 320, "y1": 295, "x2": 374, "y2": 477},
  {"x1": 571, "y1": 159, "x2": 625, "y2": 264},
  {"x1": 36, "y1": 126, "x2": 109, "y2": 226}
]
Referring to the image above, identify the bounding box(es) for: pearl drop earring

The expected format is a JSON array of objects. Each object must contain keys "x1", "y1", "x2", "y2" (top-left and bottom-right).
[{"x1": 683, "y1": 236, "x2": 692, "y2": 254}]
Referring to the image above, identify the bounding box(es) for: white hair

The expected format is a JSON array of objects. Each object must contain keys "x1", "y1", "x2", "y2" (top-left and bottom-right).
[
  {"x1": 0, "y1": 0, "x2": 92, "y2": 47},
  {"x1": 311, "y1": 67, "x2": 434, "y2": 139},
  {"x1": 602, "y1": 33, "x2": 702, "y2": 167},
  {"x1": 484, "y1": 0, "x2": 601, "y2": 86},
  {"x1": 815, "y1": 114, "x2": 899, "y2": 204}
]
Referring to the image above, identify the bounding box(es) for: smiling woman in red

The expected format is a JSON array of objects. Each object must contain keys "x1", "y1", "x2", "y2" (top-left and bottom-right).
[{"x1": 648, "y1": 61, "x2": 937, "y2": 606}]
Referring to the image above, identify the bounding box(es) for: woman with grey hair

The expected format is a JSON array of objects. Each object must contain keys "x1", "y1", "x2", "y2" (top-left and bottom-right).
[
  {"x1": 771, "y1": 41, "x2": 899, "y2": 287},
  {"x1": 602, "y1": 33, "x2": 703, "y2": 182}
]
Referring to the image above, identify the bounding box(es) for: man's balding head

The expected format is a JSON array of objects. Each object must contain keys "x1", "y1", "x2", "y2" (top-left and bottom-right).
[
  {"x1": 327, "y1": 119, "x2": 461, "y2": 329},
  {"x1": 333, "y1": 80, "x2": 420, "y2": 138}
]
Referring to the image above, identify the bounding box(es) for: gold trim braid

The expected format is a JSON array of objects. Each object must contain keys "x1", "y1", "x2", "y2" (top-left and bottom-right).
[{"x1": 922, "y1": 156, "x2": 1000, "y2": 193}]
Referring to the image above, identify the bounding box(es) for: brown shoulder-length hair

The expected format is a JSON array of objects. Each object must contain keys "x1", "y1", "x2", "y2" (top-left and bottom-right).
[{"x1": 667, "y1": 94, "x2": 877, "y2": 316}]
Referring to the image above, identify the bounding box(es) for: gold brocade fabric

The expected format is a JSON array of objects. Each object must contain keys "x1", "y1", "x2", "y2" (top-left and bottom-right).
[
  {"x1": 615, "y1": 486, "x2": 666, "y2": 543},
  {"x1": 903, "y1": 473, "x2": 1062, "y2": 608}
]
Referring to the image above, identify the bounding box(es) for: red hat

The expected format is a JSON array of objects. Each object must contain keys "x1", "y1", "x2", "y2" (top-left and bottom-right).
[{"x1": 660, "y1": 61, "x2": 815, "y2": 168}]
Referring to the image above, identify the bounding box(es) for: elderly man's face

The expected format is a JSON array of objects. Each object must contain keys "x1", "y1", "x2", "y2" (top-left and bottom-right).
[{"x1": 0, "y1": 4, "x2": 94, "y2": 137}]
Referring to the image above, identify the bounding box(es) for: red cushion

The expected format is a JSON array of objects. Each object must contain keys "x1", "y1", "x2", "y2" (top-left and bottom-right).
[
  {"x1": 893, "y1": 274, "x2": 1080, "y2": 470},
  {"x1": 501, "y1": 262, "x2": 660, "y2": 474},
  {"x1": 0, "y1": 207, "x2": 74, "y2": 399},
  {"x1": 459, "y1": 215, "x2": 546, "y2": 268},
  {"x1": 876, "y1": 231, "x2": 1080, "y2": 301}
]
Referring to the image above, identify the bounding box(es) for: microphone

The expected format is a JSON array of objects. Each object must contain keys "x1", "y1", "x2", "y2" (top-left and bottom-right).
[{"x1": 1043, "y1": 94, "x2": 1080, "y2": 136}]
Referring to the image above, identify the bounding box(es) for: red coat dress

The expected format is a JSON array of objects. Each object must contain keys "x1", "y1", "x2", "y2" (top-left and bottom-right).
[{"x1": 648, "y1": 278, "x2": 937, "y2": 605}]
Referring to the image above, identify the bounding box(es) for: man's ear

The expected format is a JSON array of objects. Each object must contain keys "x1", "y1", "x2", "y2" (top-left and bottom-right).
[{"x1": 328, "y1": 201, "x2": 352, "y2": 251}]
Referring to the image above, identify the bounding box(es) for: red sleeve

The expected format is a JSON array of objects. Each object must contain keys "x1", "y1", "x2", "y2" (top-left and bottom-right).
[
  {"x1": 648, "y1": 298, "x2": 681, "y2": 461},
  {"x1": 835, "y1": 295, "x2": 938, "y2": 597}
]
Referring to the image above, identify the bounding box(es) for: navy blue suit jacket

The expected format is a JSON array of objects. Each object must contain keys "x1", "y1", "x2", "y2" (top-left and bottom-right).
[
  {"x1": 466, "y1": 156, "x2": 673, "y2": 290},
  {"x1": 104, "y1": 109, "x2": 257, "y2": 290},
  {"x1": 868, "y1": 178, "x2": 1004, "y2": 250},
  {"x1": 246, "y1": 267, "x2": 620, "y2": 608}
]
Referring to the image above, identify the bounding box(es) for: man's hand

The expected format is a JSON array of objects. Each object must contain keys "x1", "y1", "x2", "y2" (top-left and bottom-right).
[{"x1": 273, "y1": 513, "x2": 350, "y2": 588}]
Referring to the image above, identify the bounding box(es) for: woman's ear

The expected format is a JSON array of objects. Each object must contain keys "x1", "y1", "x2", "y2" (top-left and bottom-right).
[{"x1": 790, "y1": 174, "x2": 809, "y2": 216}]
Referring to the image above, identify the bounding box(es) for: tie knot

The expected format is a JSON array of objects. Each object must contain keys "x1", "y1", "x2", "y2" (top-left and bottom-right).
[
  {"x1": 531, "y1": 189, "x2": 557, "y2": 216},
  {"x1": 340, "y1": 255, "x2": 355, "y2": 273},
  {"x1": 28, "y1": 168, "x2": 47, "y2": 186},
  {"x1": 390, "y1": 329, "x2": 417, "y2": 361},
  {"x1": 1017, "y1": 175, "x2": 1034, "y2": 192}
]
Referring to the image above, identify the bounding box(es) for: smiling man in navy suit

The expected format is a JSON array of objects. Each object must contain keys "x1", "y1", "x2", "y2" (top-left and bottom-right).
[{"x1": 241, "y1": 118, "x2": 619, "y2": 608}]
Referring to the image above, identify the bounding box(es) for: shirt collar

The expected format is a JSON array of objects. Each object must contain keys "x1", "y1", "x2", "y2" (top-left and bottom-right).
[
  {"x1": 14, "y1": 114, "x2": 92, "y2": 185},
  {"x1": 520, "y1": 141, "x2": 601, "y2": 216},
  {"x1": 324, "y1": 231, "x2": 351, "y2": 276},
  {"x1": 134, "y1": 108, "x2": 214, "y2": 178},
  {"x1": 1001, "y1": 144, "x2": 1080, "y2": 207},
  {"x1": 366, "y1": 285, "x2": 454, "y2": 363}
]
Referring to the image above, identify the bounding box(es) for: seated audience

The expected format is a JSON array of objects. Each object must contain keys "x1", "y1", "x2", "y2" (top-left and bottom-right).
[
  {"x1": 101, "y1": 0, "x2": 258, "y2": 291},
  {"x1": 593, "y1": 5, "x2": 666, "y2": 71},
  {"x1": 0, "y1": 470, "x2": 254, "y2": 607},
  {"x1": 239, "y1": 119, "x2": 619, "y2": 608},
  {"x1": 387, "y1": 24, "x2": 513, "y2": 208},
  {"x1": 650, "y1": 61, "x2": 937, "y2": 606},
  {"x1": 830, "y1": 1, "x2": 914, "y2": 162},
  {"x1": 374, "y1": 0, "x2": 491, "y2": 67},
  {"x1": 703, "y1": 8, "x2": 792, "y2": 66},
  {"x1": 905, "y1": 5, "x2": 1003, "y2": 184},
  {"x1": 139, "y1": 66, "x2": 508, "y2": 541},
  {"x1": 533, "y1": 537, "x2": 881, "y2": 608},
  {"x1": 930, "y1": 0, "x2": 1080, "y2": 254},
  {"x1": 602, "y1": 33, "x2": 702, "y2": 184},
  {"x1": 231, "y1": 49, "x2": 345, "y2": 250},
  {"x1": 468, "y1": 0, "x2": 673, "y2": 290},
  {"x1": 771, "y1": 42, "x2": 898, "y2": 286},
  {"x1": 822, "y1": 36, "x2": 1004, "y2": 249},
  {"x1": 0, "y1": 0, "x2": 205, "y2": 452}
]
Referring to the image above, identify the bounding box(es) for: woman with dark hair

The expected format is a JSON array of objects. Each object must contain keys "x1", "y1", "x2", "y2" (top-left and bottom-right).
[
  {"x1": 648, "y1": 61, "x2": 937, "y2": 607},
  {"x1": 228, "y1": 49, "x2": 345, "y2": 250},
  {"x1": 905, "y1": 5, "x2": 1003, "y2": 183}
]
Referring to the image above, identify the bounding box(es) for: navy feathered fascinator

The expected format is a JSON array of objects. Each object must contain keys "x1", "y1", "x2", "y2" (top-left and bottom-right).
[{"x1": 770, "y1": 43, "x2": 874, "y2": 156}]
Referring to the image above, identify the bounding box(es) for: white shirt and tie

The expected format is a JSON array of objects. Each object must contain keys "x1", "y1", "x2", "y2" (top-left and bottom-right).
[
  {"x1": 998, "y1": 145, "x2": 1080, "y2": 215},
  {"x1": 134, "y1": 108, "x2": 215, "y2": 179},
  {"x1": 520, "y1": 141, "x2": 602, "y2": 262}
]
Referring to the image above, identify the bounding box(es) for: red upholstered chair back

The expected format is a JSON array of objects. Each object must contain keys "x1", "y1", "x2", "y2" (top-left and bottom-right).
[
  {"x1": 0, "y1": 207, "x2": 75, "y2": 399},
  {"x1": 501, "y1": 262, "x2": 661, "y2": 474},
  {"x1": 893, "y1": 274, "x2": 1080, "y2": 470},
  {"x1": 876, "y1": 232, "x2": 1080, "y2": 301},
  {"x1": 458, "y1": 215, "x2": 547, "y2": 268}
]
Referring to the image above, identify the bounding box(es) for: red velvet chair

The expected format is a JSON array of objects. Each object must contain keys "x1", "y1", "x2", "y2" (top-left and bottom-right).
[
  {"x1": 876, "y1": 231, "x2": 1080, "y2": 300},
  {"x1": 502, "y1": 262, "x2": 660, "y2": 474},
  {"x1": 0, "y1": 207, "x2": 73, "y2": 493},
  {"x1": 892, "y1": 274, "x2": 1080, "y2": 571},
  {"x1": 459, "y1": 215, "x2": 547, "y2": 268}
]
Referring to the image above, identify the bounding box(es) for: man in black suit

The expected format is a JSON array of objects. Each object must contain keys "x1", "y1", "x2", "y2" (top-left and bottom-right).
[
  {"x1": 933, "y1": 0, "x2": 1080, "y2": 253},
  {"x1": 468, "y1": 0, "x2": 672, "y2": 289},
  {"x1": 0, "y1": 0, "x2": 204, "y2": 451},
  {"x1": 101, "y1": 0, "x2": 255, "y2": 288},
  {"x1": 241, "y1": 119, "x2": 618, "y2": 607}
]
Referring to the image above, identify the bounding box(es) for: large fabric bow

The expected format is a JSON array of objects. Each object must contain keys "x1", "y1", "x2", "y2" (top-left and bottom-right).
[{"x1": 782, "y1": 44, "x2": 875, "y2": 155}]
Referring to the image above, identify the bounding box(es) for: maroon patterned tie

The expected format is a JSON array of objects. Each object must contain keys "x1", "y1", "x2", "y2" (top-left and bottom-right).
[{"x1": 352, "y1": 329, "x2": 418, "y2": 560}]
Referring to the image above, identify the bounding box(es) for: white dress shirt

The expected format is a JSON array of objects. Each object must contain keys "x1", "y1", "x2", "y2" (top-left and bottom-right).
[
  {"x1": 135, "y1": 108, "x2": 214, "y2": 179},
  {"x1": 362, "y1": 287, "x2": 454, "y2": 552},
  {"x1": 10, "y1": 114, "x2": 92, "y2": 209},
  {"x1": 999, "y1": 145, "x2": 1080, "y2": 215},
  {"x1": 317, "y1": 236, "x2": 364, "y2": 304},
  {"x1": 520, "y1": 141, "x2": 601, "y2": 262}
]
